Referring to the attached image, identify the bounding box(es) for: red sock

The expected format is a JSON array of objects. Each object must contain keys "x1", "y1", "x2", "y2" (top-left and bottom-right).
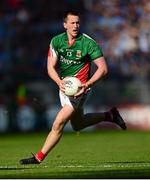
[
  {"x1": 35, "y1": 151, "x2": 46, "y2": 162},
  {"x1": 105, "y1": 111, "x2": 113, "y2": 122}
]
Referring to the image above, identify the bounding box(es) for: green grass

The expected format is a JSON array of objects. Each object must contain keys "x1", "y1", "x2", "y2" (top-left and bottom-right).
[{"x1": 1, "y1": 130, "x2": 150, "y2": 178}]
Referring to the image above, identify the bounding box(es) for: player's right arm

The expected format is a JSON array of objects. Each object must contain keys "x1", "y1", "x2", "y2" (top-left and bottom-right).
[{"x1": 47, "y1": 45, "x2": 65, "y2": 93}]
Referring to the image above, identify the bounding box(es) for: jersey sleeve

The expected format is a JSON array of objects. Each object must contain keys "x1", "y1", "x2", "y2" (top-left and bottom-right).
[
  {"x1": 48, "y1": 37, "x2": 58, "y2": 59},
  {"x1": 88, "y1": 40, "x2": 103, "y2": 61}
]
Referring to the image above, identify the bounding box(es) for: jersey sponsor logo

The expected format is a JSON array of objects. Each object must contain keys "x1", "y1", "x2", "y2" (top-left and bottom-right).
[{"x1": 60, "y1": 56, "x2": 81, "y2": 65}]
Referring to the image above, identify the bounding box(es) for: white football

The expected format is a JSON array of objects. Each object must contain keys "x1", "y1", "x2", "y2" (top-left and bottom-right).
[{"x1": 64, "y1": 77, "x2": 82, "y2": 96}]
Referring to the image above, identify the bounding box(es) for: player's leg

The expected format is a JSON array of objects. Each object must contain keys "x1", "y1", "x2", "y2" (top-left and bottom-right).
[
  {"x1": 20, "y1": 104, "x2": 75, "y2": 164},
  {"x1": 70, "y1": 108, "x2": 105, "y2": 131},
  {"x1": 108, "y1": 107, "x2": 127, "y2": 130},
  {"x1": 71, "y1": 107, "x2": 126, "y2": 131},
  {"x1": 40, "y1": 105, "x2": 74, "y2": 155}
]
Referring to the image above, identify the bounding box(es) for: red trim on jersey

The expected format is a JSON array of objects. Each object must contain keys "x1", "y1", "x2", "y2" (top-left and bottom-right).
[
  {"x1": 48, "y1": 48, "x2": 52, "y2": 58},
  {"x1": 75, "y1": 62, "x2": 90, "y2": 84},
  {"x1": 67, "y1": 39, "x2": 75, "y2": 47}
]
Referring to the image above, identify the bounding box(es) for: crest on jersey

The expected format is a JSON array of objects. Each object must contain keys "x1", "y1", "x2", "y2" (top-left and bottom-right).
[{"x1": 76, "y1": 50, "x2": 81, "y2": 58}]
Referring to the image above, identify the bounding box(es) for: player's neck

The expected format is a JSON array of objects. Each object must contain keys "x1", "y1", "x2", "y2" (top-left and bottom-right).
[
  {"x1": 67, "y1": 33, "x2": 75, "y2": 46},
  {"x1": 68, "y1": 36, "x2": 75, "y2": 43}
]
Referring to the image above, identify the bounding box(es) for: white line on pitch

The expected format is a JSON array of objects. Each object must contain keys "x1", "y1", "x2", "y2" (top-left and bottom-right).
[{"x1": 58, "y1": 163, "x2": 150, "y2": 168}]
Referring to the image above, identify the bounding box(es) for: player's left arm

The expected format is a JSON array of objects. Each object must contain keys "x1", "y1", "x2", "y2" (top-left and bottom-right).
[
  {"x1": 74, "y1": 56, "x2": 108, "y2": 97},
  {"x1": 86, "y1": 56, "x2": 108, "y2": 87}
]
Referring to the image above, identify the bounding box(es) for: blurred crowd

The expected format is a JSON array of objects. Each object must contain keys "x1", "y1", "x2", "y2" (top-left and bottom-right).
[
  {"x1": 0, "y1": 0, "x2": 150, "y2": 130},
  {"x1": 85, "y1": 0, "x2": 150, "y2": 81}
]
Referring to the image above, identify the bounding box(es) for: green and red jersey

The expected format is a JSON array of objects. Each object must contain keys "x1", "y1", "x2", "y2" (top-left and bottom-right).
[{"x1": 48, "y1": 32, "x2": 103, "y2": 83}]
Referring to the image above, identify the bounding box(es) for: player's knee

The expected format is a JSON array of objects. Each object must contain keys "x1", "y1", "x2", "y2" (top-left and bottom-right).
[{"x1": 52, "y1": 121, "x2": 65, "y2": 133}]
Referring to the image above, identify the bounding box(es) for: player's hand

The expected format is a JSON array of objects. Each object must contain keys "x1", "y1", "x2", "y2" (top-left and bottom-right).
[
  {"x1": 59, "y1": 77, "x2": 71, "y2": 93},
  {"x1": 58, "y1": 80, "x2": 65, "y2": 93},
  {"x1": 74, "y1": 82, "x2": 90, "y2": 97},
  {"x1": 74, "y1": 85, "x2": 85, "y2": 97}
]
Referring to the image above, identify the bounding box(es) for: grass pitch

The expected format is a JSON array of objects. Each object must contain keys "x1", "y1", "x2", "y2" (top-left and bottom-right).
[{"x1": 0, "y1": 130, "x2": 150, "y2": 178}]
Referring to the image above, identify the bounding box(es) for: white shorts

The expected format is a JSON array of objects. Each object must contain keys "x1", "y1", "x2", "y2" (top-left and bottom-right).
[
  {"x1": 59, "y1": 90, "x2": 88, "y2": 109},
  {"x1": 59, "y1": 90, "x2": 72, "y2": 107}
]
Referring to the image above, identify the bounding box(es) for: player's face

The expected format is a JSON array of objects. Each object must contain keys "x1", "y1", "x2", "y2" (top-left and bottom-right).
[{"x1": 64, "y1": 15, "x2": 80, "y2": 38}]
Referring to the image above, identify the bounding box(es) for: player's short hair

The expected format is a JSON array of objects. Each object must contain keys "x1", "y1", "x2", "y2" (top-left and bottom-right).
[{"x1": 63, "y1": 10, "x2": 80, "y2": 22}]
